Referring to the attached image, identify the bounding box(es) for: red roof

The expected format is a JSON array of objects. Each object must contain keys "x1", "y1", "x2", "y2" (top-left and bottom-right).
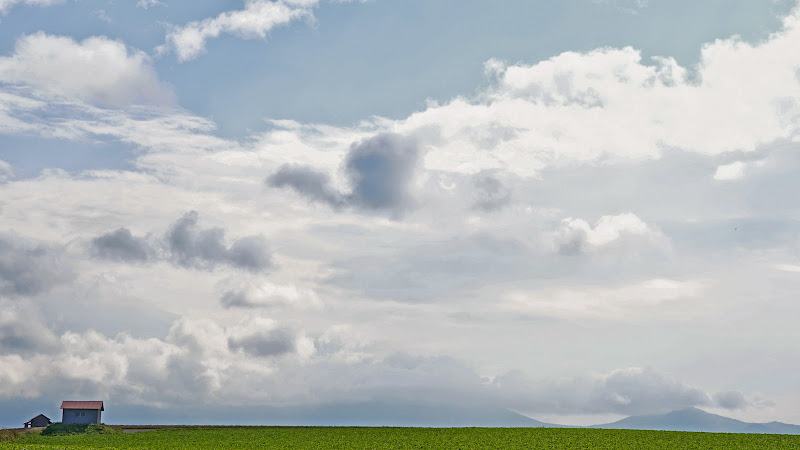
[{"x1": 60, "y1": 401, "x2": 104, "y2": 411}]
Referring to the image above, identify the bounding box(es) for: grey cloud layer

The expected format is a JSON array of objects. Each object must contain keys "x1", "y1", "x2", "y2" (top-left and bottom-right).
[
  {"x1": 0, "y1": 234, "x2": 71, "y2": 297},
  {"x1": 0, "y1": 300, "x2": 58, "y2": 353},
  {"x1": 0, "y1": 309, "x2": 755, "y2": 417},
  {"x1": 268, "y1": 133, "x2": 420, "y2": 214},
  {"x1": 228, "y1": 327, "x2": 298, "y2": 357},
  {"x1": 91, "y1": 228, "x2": 151, "y2": 262},
  {"x1": 471, "y1": 172, "x2": 512, "y2": 212},
  {"x1": 494, "y1": 367, "x2": 758, "y2": 416},
  {"x1": 91, "y1": 211, "x2": 273, "y2": 272}
]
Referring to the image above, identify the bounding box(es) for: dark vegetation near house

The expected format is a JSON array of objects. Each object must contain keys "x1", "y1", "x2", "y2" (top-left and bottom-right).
[
  {"x1": 40, "y1": 422, "x2": 117, "y2": 436},
  {"x1": 0, "y1": 428, "x2": 20, "y2": 442}
]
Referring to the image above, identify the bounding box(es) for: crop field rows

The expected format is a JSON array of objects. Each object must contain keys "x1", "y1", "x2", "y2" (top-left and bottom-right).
[{"x1": 2, "y1": 426, "x2": 800, "y2": 449}]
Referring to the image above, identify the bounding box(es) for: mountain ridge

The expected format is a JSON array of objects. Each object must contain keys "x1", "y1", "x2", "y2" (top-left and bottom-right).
[{"x1": 589, "y1": 407, "x2": 800, "y2": 434}]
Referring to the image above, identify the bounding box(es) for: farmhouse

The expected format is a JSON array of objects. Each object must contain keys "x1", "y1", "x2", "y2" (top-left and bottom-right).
[
  {"x1": 61, "y1": 401, "x2": 104, "y2": 425},
  {"x1": 23, "y1": 414, "x2": 51, "y2": 428}
]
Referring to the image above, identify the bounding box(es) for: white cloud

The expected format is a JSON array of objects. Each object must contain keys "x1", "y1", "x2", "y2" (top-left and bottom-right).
[
  {"x1": 91, "y1": 8, "x2": 112, "y2": 24},
  {"x1": 0, "y1": 160, "x2": 11, "y2": 182},
  {"x1": 161, "y1": 0, "x2": 319, "y2": 62},
  {"x1": 0, "y1": 0, "x2": 65, "y2": 15},
  {"x1": 552, "y1": 213, "x2": 664, "y2": 255},
  {"x1": 504, "y1": 278, "x2": 705, "y2": 319},
  {"x1": 592, "y1": 0, "x2": 648, "y2": 15},
  {"x1": 218, "y1": 279, "x2": 323, "y2": 310},
  {"x1": 713, "y1": 159, "x2": 766, "y2": 181},
  {"x1": 774, "y1": 263, "x2": 800, "y2": 273},
  {"x1": 389, "y1": 7, "x2": 800, "y2": 176},
  {"x1": 0, "y1": 32, "x2": 173, "y2": 107},
  {"x1": 0, "y1": 91, "x2": 232, "y2": 157},
  {"x1": 137, "y1": 0, "x2": 162, "y2": 9},
  {"x1": 714, "y1": 161, "x2": 747, "y2": 181}
]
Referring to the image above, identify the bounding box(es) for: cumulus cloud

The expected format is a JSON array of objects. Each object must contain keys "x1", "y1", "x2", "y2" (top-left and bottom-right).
[
  {"x1": 553, "y1": 213, "x2": 664, "y2": 255},
  {"x1": 0, "y1": 32, "x2": 173, "y2": 107},
  {"x1": 268, "y1": 132, "x2": 421, "y2": 215},
  {"x1": 0, "y1": 315, "x2": 320, "y2": 402},
  {"x1": 166, "y1": 211, "x2": 273, "y2": 271},
  {"x1": 161, "y1": 0, "x2": 318, "y2": 62},
  {"x1": 0, "y1": 234, "x2": 72, "y2": 297},
  {"x1": 400, "y1": 10, "x2": 800, "y2": 176},
  {"x1": 227, "y1": 317, "x2": 314, "y2": 359},
  {"x1": 91, "y1": 228, "x2": 152, "y2": 262},
  {"x1": 344, "y1": 132, "x2": 420, "y2": 211},
  {"x1": 267, "y1": 165, "x2": 344, "y2": 208},
  {"x1": 0, "y1": 315, "x2": 752, "y2": 418},
  {"x1": 90, "y1": 212, "x2": 273, "y2": 272}
]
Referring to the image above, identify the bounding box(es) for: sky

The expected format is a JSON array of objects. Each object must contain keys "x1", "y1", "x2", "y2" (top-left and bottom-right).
[{"x1": 1, "y1": 0, "x2": 800, "y2": 428}]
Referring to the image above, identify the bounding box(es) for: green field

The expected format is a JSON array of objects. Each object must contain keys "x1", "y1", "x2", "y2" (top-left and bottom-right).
[{"x1": 2, "y1": 426, "x2": 800, "y2": 449}]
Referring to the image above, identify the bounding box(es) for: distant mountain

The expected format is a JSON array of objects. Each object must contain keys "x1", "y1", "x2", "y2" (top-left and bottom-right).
[
  {"x1": 113, "y1": 402, "x2": 554, "y2": 428},
  {"x1": 592, "y1": 407, "x2": 800, "y2": 434},
  {"x1": 280, "y1": 403, "x2": 555, "y2": 427}
]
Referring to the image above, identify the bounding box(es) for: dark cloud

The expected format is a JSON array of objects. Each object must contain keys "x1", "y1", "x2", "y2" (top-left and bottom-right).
[
  {"x1": 228, "y1": 236, "x2": 275, "y2": 271},
  {"x1": 228, "y1": 327, "x2": 297, "y2": 357},
  {"x1": 344, "y1": 133, "x2": 419, "y2": 211},
  {"x1": 554, "y1": 225, "x2": 589, "y2": 256},
  {"x1": 0, "y1": 302, "x2": 59, "y2": 353},
  {"x1": 494, "y1": 367, "x2": 716, "y2": 416},
  {"x1": 90, "y1": 212, "x2": 273, "y2": 272},
  {"x1": 267, "y1": 165, "x2": 343, "y2": 208},
  {"x1": 220, "y1": 290, "x2": 251, "y2": 309},
  {"x1": 267, "y1": 133, "x2": 420, "y2": 214},
  {"x1": 0, "y1": 234, "x2": 72, "y2": 297},
  {"x1": 713, "y1": 391, "x2": 748, "y2": 410},
  {"x1": 165, "y1": 211, "x2": 273, "y2": 271},
  {"x1": 472, "y1": 172, "x2": 511, "y2": 212},
  {"x1": 91, "y1": 228, "x2": 152, "y2": 262}
]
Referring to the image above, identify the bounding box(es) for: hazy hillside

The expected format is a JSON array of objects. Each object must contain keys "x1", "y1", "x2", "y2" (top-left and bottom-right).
[{"x1": 592, "y1": 407, "x2": 800, "y2": 434}]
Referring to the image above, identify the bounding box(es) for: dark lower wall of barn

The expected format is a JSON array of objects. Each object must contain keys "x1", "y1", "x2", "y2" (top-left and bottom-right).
[{"x1": 62, "y1": 409, "x2": 100, "y2": 424}]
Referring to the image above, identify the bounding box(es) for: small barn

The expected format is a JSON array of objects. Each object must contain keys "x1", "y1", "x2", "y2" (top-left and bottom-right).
[
  {"x1": 61, "y1": 401, "x2": 104, "y2": 425},
  {"x1": 23, "y1": 414, "x2": 51, "y2": 428}
]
